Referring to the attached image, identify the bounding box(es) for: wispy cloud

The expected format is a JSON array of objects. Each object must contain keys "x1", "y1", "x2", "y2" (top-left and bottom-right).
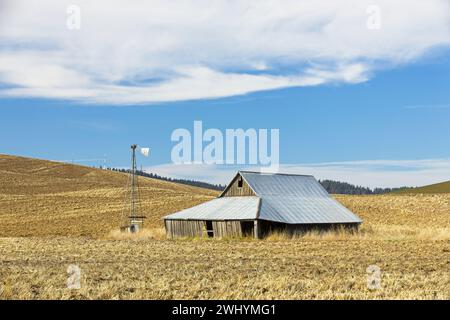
[
  {"x1": 0, "y1": 0, "x2": 449, "y2": 104},
  {"x1": 146, "y1": 158, "x2": 450, "y2": 188}
]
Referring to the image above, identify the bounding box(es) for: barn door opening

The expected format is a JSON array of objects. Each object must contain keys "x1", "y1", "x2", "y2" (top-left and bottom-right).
[
  {"x1": 205, "y1": 221, "x2": 214, "y2": 237},
  {"x1": 240, "y1": 221, "x2": 254, "y2": 237}
]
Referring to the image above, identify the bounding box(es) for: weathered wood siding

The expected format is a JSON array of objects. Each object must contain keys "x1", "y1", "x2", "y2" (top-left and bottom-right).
[
  {"x1": 212, "y1": 221, "x2": 243, "y2": 238},
  {"x1": 165, "y1": 220, "x2": 245, "y2": 238},
  {"x1": 165, "y1": 220, "x2": 204, "y2": 238},
  {"x1": 222, "y1": 173, "x2": 255, "y2": 197},
  {"x1": 258, "y1": 220, "x2": 360, "y2": 237}
]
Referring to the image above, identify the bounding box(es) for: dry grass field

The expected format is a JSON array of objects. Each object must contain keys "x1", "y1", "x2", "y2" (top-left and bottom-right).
[
  {"x1": 1, "y1": 237, "x2": 448, "y2": 299},
  {"x1": 0, "y1": 154, "x2": 449, "y2": 299},
  {"x1": 0, "y1": 154, "x2": 217, "y2": 237}
]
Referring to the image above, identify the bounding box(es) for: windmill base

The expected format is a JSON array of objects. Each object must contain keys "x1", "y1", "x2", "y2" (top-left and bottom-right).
[{"x1": 120, "y1": 223, "x2": 141, "y2": 233}]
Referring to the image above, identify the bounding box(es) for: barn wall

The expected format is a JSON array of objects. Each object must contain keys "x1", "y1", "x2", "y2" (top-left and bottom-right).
[
  {"x1": 165, "y1": 220, "x2": 248, "y2": 238},
  {"x1": 222, "y1": 173, "x2": 255, "y2": 197},
  {"x1": 165, "y1": 220, "x2": 204, "y2": 238},
  {"x1": 165, "y1": 219, "x2": 360, "y2": 239},
  {"x1": 259, "y1": 220, "x2": 360, "y2": 237},
  {"x1": 212, "y1": 221, "x2": 243, "y2": 238}
]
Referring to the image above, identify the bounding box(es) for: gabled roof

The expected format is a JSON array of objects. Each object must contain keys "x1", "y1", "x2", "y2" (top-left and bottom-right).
[
  {"x1": 239, "y1": 171, "x2": 326, "y2": 197},
  {"x1": 164, "y1": 196, "x2": 260, "y2": 220},
  {"x1": 258, "y1": 195, "x2": 361, "y2": 224},
  {"x1": 236, "y1": 171, "x2": 361, "y2": 224},
  {"x1": 165, "y1": 171, "x2": 362, "y2": 224}
]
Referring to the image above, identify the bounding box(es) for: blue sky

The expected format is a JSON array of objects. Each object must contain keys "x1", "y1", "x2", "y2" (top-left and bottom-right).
[{"x1": 1, "y1": 1, "x2": 450, "y2": 187}]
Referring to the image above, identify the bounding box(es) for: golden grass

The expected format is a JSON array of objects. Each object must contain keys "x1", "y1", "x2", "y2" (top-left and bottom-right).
[
  {"x1": 0, "y1": 237, "x2": 448, "y2": 299},
  {"x1": 0, "y1": 154, "x2": 449, "y2": 299},
  {"x1": 0, "y1": 154, "x2": 217, "y2": 237},
  {"x1": 264, "y1": 224, "x2": 450, "y2": 241},
  {"x1": 105, "y1": 228, "x2": 166, "y2": 241}
]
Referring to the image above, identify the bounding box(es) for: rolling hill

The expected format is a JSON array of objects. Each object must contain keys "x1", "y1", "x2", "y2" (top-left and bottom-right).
[
  {"x1": 393, "y1": 180, "x2": 450, "y2": 194},
  {"x1": 1, "y1": 155, "x2": 449, "y2": 299},
  {"x1": 0, "y1": 154, "x2": 218, "y2": 237}
]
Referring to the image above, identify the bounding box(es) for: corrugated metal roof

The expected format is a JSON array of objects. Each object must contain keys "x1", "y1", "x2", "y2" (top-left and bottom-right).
[
  {"x1": 240, "y1": 171, "x2": 327, "y2": 197},
  {"x1": 259, "y1": 195, "x2": 361, "y2": 224},
  {"x1": 164, "y1": 196, "x2": 260, "y2": 220},
  {"x1": 165, "y1": 171, "x2": 362, "y2": 224},
  {"x1": 240, "y1": 171, "x2": 362, "y2": 224}
]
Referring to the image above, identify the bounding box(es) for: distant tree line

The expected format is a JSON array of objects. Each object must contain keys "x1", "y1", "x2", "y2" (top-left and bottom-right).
[
  {"x1": 103, "y1": 167, "x2": 409, "y2": 194},
  {"x1": 318, "y1": 179, "x2": 409, "y2": 195},
  {"x1": 107, "y1": 167, "x2": 226, "y2": 191}
]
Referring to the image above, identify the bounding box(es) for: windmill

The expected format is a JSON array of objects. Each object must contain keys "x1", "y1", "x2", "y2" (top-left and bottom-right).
[{"x1": 121, "y1": 144, "x2": 150, "y2": 233}]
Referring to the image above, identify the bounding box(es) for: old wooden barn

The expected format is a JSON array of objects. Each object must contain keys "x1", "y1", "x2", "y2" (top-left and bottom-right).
[{"x1": 164, "y1": 171, "x2": 362, "y2": 239}]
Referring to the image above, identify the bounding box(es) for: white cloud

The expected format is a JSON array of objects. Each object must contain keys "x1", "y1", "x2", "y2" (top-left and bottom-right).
[
  {"x1": 0, "y1": 0, "x2": 449, "y2": 104},
  {"x1": 146, "y1": 158, "x2": 450, "y2": 188}
]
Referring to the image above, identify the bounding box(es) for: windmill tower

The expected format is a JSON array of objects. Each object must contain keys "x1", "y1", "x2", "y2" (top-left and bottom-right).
[{"x1": 121, "y1": 144, "x2": 149, "y2": 233}]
